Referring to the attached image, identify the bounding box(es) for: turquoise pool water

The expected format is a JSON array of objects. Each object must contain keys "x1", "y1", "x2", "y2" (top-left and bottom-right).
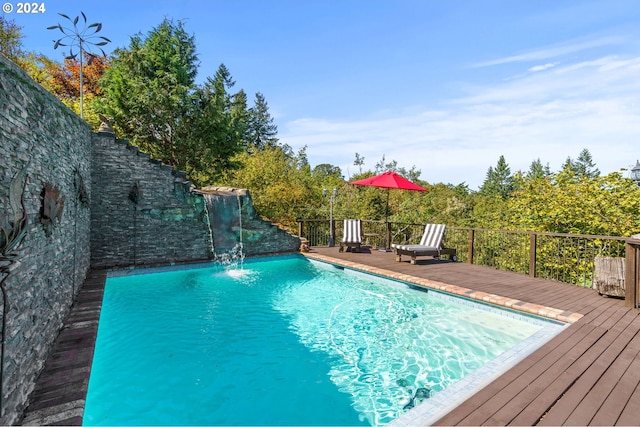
[{"x1": 84, "y1": 255, "x2": 563, "y2": 426}]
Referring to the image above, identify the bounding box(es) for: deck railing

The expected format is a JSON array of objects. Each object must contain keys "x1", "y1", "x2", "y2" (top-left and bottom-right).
[{"x1": 297, "y1": 219, "x2": 639, "y2": 308}]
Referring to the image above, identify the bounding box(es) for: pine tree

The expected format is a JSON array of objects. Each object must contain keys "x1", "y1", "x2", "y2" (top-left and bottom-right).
[
  {"x1": 96, "y1": 20, "x2": 248, "y2": 185},
  {"x1": 480, "y1": 155, "x2": 514, "y2": 199},
  {"x1": 245, "y1": 92, "x2": 278, "y2": 152},
  {"x1": 527, "y1": 158, "x2": 551, "y2": 179},
  {"x1": 575, "y1": 148, "x2": 600, "y2": 179}
]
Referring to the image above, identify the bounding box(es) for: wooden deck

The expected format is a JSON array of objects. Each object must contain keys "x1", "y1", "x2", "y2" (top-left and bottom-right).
[{"x1": 19, "y1": 246, "x2": 640, "y2": 425}]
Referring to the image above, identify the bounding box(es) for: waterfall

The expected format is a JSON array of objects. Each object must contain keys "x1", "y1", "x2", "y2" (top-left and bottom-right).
[
  {"x1": 236, "y1": 193, "x2": 245, "y2": 267},
  {"x1": 202, "y1": 190, "x2": 245, "y2": 266},
  {"x1": 203, "y1": 194, "x2": 215, "y2": 257}
]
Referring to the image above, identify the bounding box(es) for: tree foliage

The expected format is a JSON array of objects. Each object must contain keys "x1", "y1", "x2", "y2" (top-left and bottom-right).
[
  {"x1": 0, "y1": 16, "x2": 25, "y2": 63},
  {"x1": 527, "y1": 158, "x2": 551, "y2": 180},
  {"x1": 51, "y1": 53, "x2": 109, "y2": 129},
  {"x1": 183, "y1": 68, "x2": 248, "y2": 184},
  {"x1": 479, "y1": 155, "x2": 514, "y2": 199},
  {"x1": 96, "y1": 19, "x2": 247, "y2": 186},
  {"x1": 96, "y1": 19, "x2": 197, "y2": 162},
  {"x1": 1, "y1": 17, "x2": 106, "y2": 128},
  {"x1": 221, "y1": 145, "x2": 319, "y2": 227},
  {"x1": 245, "y1": 92, "x2": 279, "y2": 152},
  {"x1": 509, "y1": 169, "x2": 640, "y2": 235},
  {"x1": 49, "y1": 53, "x2": 109, "y2": 99}
]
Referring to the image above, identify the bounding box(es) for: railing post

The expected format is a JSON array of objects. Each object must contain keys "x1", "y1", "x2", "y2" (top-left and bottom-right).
[
  {"x1": 297, "y1": 220, "x2": 303, "y2": 238},
  {"x1": 625, "y1": 240, "x2": 639, "y2": 308},
  {"x1": 467, "y1": 228, "x2": 475, "y2": 264},
  {"x1": 636, "y1": 245, "x2": 640, "y2": 308},
  {"x1": 529, "y1": 233, "x2": 537, "y2": 277}
]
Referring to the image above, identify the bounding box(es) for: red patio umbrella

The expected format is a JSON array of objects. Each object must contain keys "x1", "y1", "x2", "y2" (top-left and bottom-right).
[{"x1": 349, "y1": 171, "x2": 427, "y2": 249}]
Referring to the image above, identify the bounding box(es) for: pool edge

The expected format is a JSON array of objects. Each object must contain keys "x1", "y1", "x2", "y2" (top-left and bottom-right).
[{"x1": 302, "y1": 252, "x2": 584, "y2": 324}]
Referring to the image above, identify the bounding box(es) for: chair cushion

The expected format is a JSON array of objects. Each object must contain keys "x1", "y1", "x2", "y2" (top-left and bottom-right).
[
  {"x1": 391, "y1": 244, "x2": 439, "y2": 254},
  {"x1": 342, "y1": 219, "x2": 362, "y2": 243},
  {"x1": 420, "y1": 224, "x2": 446, "y2": 247}
]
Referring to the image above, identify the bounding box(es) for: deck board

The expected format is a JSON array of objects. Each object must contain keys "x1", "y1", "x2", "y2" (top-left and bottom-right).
[
  {"x1": 443, "y1": 323, "x2": 604, "y2": 426},
  {"x1": 616, "y1": 377, "x2": 640, "y2": 425},
  {"x1": 541, "y1": 311, "x2": 640, "y2": 425},
  {"x1": 509, "y1": 310, "x2": 639, "y2": 426},
  {"x1": 19, "y1": 246, "x2": 640, "y2": 426},
  {"x1": 591, "y1": 353, "x2": 640, "y2": 425}
]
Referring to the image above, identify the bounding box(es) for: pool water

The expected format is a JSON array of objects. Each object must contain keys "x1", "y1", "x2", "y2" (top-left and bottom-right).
[{"x1": 84, "y1": 255, "x2": 562, "y2": 426}]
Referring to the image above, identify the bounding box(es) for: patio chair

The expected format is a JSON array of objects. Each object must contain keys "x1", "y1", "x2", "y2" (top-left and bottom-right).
[
  {"x1": 391, "y1": 223, "x2": 457, "y2": 264},
  {"x1": 339, "y1": 219, "x2": 362, "y2": 253}
]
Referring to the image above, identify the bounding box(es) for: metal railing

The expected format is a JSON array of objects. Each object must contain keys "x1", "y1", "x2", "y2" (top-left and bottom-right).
[{"x1": 297, "y1": 219, "x2": 634, "y2": 298}]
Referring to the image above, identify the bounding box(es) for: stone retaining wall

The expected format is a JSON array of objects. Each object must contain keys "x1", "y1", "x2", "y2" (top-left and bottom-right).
[
  {"x1": 0, "y1": 54, "x2": 92, "y2": 424},
  {"x1": 90, "y1": 134, "x2": 300, "y2": 268},
  {"x1": 90, "y1": 134, "x2": 210, "y2": 267}
]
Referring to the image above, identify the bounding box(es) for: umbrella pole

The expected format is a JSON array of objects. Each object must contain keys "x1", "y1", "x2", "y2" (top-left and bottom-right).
[{"x1": 384, "y1": 189, "x2": 391, "y2": 251}]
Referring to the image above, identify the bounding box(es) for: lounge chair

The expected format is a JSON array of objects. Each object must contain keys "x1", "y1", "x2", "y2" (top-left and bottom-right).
[
  {"x1": 339, "y1": 219, "x2": 362, "y2": 253},
  {"x1": 391, "y1": 223, "x2": 457, "y2": 264}
]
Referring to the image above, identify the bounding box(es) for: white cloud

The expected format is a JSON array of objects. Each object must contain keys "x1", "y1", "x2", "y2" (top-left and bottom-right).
[
  {"x1": 279, "y1": 54, "x2": 640, "y2": 189},
  {"x1": 528, "y1": 63, "x2": 557, "y2": 73},
  {"x1": 472, "y1": 35, "x2": 626, "y2": 68}
]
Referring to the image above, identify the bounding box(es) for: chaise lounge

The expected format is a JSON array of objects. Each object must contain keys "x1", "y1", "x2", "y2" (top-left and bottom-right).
[
  {"x1": 339, "y1": 219, "x2": 362, "y2": 253},
  {"x1": 391, "y1": 223, "x2": 457, "y2": 264}
]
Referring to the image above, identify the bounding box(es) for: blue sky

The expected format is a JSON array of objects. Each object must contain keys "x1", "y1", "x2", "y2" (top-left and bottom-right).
[{"x1": 7, "y1": 0, "x2": 640, "y2": 188}]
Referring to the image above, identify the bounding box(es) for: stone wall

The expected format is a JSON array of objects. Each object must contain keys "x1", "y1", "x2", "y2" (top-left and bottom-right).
[
  {"x1": 0, "y1": 54, "x2": 92, "y2": 424},
  {"x1": 90, "y1": 134, "x2": 300, "y2": 268},
  {"x1": 90, "y1": 134, "x2": 210, "y2": 267}
]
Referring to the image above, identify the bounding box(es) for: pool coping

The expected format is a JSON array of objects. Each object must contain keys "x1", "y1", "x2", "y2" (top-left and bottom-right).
[{"x1": 302, "y1": 252, "x2": 584, "y2": 324}]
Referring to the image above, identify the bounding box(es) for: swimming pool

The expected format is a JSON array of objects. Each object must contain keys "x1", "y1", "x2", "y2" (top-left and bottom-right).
[{"x1": 83, "y1": 255, "x2": 565, "y2": 426}]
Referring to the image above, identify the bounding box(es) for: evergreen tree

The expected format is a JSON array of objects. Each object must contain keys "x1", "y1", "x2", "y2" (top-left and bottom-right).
[
  {"x1": 183, "y1": 66, "x2": 247, "y2": 184},
  {"x1": 561, "y1": 156, "x2": 577, "y2": 175},
  {"x1": 527, "y1": 158, "x2": 551, "y2": 180},
  {"x1": 245, "y1": 92, "x2": 279, "y2": 152},
  {"x1": 96, "y1": 18, "x2": 198, "y2": 164},
  {"x1": 96, "y1": 20, "x2": 247, "y2": 185},
  {"x1": 479, "y1": 155, "x2": 514, "y2": 199},
  {"x1": 575, "y1": 148, "x2": 600, "y2": 179}
]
